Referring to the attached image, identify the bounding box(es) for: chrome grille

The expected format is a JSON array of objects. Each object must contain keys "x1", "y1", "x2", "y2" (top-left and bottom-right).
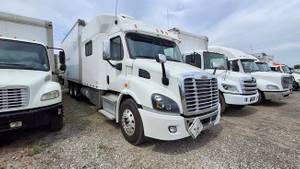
[
  {"x1": 0, "y1": 86, "x2": 29, "y2": 112},
  {"x1": 281, "y1": 77, "x2": 290, "y2": 89},
  {"x1": 182, "y1": 75, "x2": 219, "y2": 116},
  {"x1": 242, "y1": 78, "x2": 257, "y2": 95}
]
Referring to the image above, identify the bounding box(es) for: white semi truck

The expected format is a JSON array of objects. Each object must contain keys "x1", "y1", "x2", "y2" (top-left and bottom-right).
[
  {"x1": 0, "y1": 12, "x2": 64, "y2": 134},
  {"x1": 209, "y1": 46, "x2": 291, "y2": 104},
  {"x1": 169, "y1": 28, "x2": 258, "y2": 113},
  {"x1": 62, "y1": 14, "x2": 221, "y2": 145}
]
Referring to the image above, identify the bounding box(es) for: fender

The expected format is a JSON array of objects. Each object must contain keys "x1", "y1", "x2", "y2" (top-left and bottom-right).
[{"x1": 115, "y1": 89, "x2": 141, "y2": 123}]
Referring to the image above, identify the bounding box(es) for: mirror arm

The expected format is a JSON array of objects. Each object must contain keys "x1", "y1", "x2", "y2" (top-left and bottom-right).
[
  {"x1": 105, "y1": 60, "x2": 122, "y2": 71},
  {"x1": 161, "y1": 63, "x2": 169, "y2": 86}
]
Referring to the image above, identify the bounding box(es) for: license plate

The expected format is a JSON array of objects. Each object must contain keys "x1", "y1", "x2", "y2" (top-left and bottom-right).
[
  {"x1": 250, "y1": 96, "x2": 256, "y2": 102},
  {"x1": 188, "y1": 118, "x2": 203, "y2": 139},
  {"x1": 10, "y1": 121, "x2": 22, "y2": 128}
]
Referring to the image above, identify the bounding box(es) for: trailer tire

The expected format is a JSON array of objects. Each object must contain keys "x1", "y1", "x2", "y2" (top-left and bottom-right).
[
  {"x1": 120, "y1": 99, "x2": 145, "y2": 145},
  {"x1": 49, "y1": 115, "x2": 63, "y2": 132},
  {"x1": 219, "y1": 93, "x2": 226, "y2": 114},
  {"x1": 68, "y1": 83, "x2": 74, "y2": 97},
  {"x1": 73, "y1": 85, "x2": 82, "y2": 100}
]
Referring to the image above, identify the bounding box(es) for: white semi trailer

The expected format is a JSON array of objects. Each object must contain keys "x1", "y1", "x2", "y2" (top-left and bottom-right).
[
  {"x1": 169, "y1": 28, "x2": 258, "y2": 113},
  {"x1": 62, "y1": 14, "x2": 221, "y2": 145},
  {"x1": 209, "y1": 46, "x2": 291, "y2": 103},
  {"x1": 0, "y1": 12, "x2": 64, "y2": 134}
]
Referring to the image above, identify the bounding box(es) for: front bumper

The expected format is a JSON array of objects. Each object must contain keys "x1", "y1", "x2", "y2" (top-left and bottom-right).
[
  {"x1": 263, "y1": 90, "x2": 290, "y2": 101},
  {"x1": 0, "y1": 103, "x2": 63, "y2": 134},
  {"x1": 223, "y1": 92, "x2": 259, "y2": 105},
  {"x1": 139, "y1": 104, "x2": 221, "y2": 141}
]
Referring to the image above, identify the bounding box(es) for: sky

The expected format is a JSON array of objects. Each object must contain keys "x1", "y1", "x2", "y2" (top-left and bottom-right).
[{"x1": 0, "y1": 0, "x2": 299, "y2": 66}]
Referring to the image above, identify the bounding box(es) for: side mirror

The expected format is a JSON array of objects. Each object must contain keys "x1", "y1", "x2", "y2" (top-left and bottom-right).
[
  {"x1": 155, "y1": 54, "x2": 167, "y2": 63},
  {"x1": 59, "y1": 51, "x2": 65, "y2": 64},
  {"x1": 226, "y1": 58, "x2": 230, "y2": 70},
  {"x1": 103, "y1": 40, "x2": 111, "y2": 60},
  {"x1": 60, "y1": 64, "x2": 66, "y2": 71}
]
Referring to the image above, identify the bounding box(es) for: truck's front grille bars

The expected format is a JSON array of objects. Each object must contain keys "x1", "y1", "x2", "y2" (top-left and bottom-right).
[
  {"x1": 281, "y1": 77, "x2": 291, "y2": 89},
  {"x1": 0, "y1": 86, "x2": 29, "y2": 112},
  {"x1": 182, "y1": 76, "x2": 219, "y2": 116},
  {"x1": 242, "y1": 78, "x2": 257, "y2": 95}
]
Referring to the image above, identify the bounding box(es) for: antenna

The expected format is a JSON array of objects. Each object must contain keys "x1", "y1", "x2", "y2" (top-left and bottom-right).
[
  {"x1": 167, "y1": 8, "x2": 170, "y2": 29},
  {"x1": 114, "y1": 0, "x2": 119, "y2": 24}
]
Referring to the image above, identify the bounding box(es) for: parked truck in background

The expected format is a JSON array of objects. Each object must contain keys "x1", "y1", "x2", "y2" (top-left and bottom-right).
[
  {"x1": 270, "y1": 63, "x2": 298, "y2": 90},
  {"x1": 0, "y1": 12, "x2": 64, "y2": 134},
  {"x1": 62, "y1": 14, "x2": 221, "y2": 145},
  {"x1": 209, "y1": 46, "x2": 290, "y2": 104},
  {"x1": 169, "y1": 28, "x2": 258, "y2": 113}
]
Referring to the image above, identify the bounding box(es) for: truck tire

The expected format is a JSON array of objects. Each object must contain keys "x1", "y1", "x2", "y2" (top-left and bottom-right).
[
  {"x1": 73, "y1": 85, "x2": 82, "y2": 100},
  {"x1": 120, "y1": 99, "x2": 145, "y2": 145},
  {"x1": 219, "y1": 93, "x2": 226, "y2": 114},
  {"x1": 68, "y1": 83, "x2": 74, "y2": 97},
  {"x1": 255, "y1": 90, "x2": 265, "y2": 105},
  {"x1": 49, "y1": 115, "x2": 63, "y2": 131}
]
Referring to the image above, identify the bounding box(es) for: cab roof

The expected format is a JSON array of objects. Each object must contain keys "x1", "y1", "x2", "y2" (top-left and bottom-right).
[{"x1": 209, "y1": 46, "x2": 258, "y2": 61}]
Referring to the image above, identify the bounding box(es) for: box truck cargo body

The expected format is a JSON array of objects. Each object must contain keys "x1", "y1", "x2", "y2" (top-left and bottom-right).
[
  {"x1": 169, "y1": 28, "x2": 258, "y2": 113},
  {"x1": 62, "y1": 15, "x2": 221, "y2": 145},
  {"x1": 209, "y1": 46, "x2": 290, "y2": 103},
  {"x1": 0, "y1": 12, "x2": 63, "y2": 134}
]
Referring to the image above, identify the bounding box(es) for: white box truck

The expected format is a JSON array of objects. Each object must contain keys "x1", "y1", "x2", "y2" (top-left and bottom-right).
[
  {"x1": 169, "y1": 28, "x2": 258, "y2": 113},
  {"x1": 62, "y1": 14, "x2": 221, "y2": 145},
  {"x1": 0, "y1": 12, "x2": 64, "y2": 134},
  {"x1": 209, "y1": 46, "x2": 291, "y2": 103}
]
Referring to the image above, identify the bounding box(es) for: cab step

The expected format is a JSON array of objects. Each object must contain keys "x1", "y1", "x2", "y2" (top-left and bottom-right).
[{"x1": 100, "y1": 93, "x2": 119, "y2": 120}]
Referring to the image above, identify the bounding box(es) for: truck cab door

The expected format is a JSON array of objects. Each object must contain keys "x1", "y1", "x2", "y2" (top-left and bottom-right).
[{"x1": 105, "y1": 35, "x2": 126, "y2": 91}]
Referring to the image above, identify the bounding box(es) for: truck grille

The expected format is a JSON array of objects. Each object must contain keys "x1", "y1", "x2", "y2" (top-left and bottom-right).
[
  {"x1": 182, "y1": 75, "x2": 219, "y2": 116},
  {"x1": 281, "y1": 77, "x2": 290, "y2": 89},
  {"x1": 0, "y1": 86, "x2": 29, "y2": 112},
  {"x1": 242, "y1": 78, "x2": 257, "y2": 95}
]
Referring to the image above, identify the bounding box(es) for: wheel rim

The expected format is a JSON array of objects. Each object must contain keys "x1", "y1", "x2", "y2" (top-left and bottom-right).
[
  {"x1": 69, "y1": 87, "x2": 73, "y2": 95},
  {"x1": 121, "y1": 109, "x2": 135, "y2": 136},
  {"x1": 74, "y1": 88, "x2": 77, "y2": 96}
]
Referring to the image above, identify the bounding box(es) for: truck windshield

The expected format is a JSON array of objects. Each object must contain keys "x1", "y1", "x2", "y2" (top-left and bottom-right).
[
  {"x1": 126, "y1": 33, "x2": 183, "y2": 62},
  {"x1": 241, "y1": 59, "x2": 259, "y2": 73},
  {"x1": 256, "y1": 62, "x2": 271, "y2": 72},
  {"x1": 282, "y1": 65, "x2": 291, "y2": 73},
  {"x1": 0, "y1": 39, "x2": 49, "y2": 71},
  {"x1": 203, "y1": 52, "x2": 227, "y2": 70}
]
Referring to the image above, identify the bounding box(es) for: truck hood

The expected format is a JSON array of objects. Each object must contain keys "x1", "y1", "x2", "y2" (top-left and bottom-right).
[
  {"x1": 206, "y1": 69, "x2": 253, "y2": 82},
  {"x1": 133, "y1": 59, "x2": 203, "y2": 78},
  {"x1": 0, "y1": 69, "x2": 51, "y2": 86},
  {"x1": 251, "y1": 71, "x2": 286, "y2": 79}
]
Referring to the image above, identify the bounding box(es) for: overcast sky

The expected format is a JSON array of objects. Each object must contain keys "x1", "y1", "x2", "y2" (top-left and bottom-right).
[{"x1": 0, "y1": 0, "x2": 299, "y2": 66}]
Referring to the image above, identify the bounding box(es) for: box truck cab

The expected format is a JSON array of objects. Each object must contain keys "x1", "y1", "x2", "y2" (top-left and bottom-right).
[
  {"x1": 0, "y1": 12, "x2": 63, "y2": 134},
  {"x1": 169, "y1": 28, "x2": 258, "y2": 113},
  {"x1": 62, "y1": 15, "x2": 221, "y2": 145},
  {"x1": 209, "y1": 46, "x2": 290, "y2": 104}
]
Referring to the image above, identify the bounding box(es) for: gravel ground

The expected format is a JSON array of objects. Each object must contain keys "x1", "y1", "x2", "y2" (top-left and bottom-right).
[{"x1": 0, "y1": 91, "x2": 299, "y2": 169}]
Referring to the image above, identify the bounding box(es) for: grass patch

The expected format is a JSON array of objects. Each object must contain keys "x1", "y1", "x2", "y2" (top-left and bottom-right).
[{"x1": 27, "y1": 142, "x2": 50, "y2": 156}]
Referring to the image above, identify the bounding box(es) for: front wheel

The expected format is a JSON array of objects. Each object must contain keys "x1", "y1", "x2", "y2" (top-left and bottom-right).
[
  {"x1": 49, "y1": 114, "x2": 63, "y2": 131},
  {"x1": 219, "y1": 93, "x2": 226, "y2": 114},
  {"x1": 120, "y1": 99, "x2": 145, "y2": 145},
  {"x1": 255, "y1": 90, "x2": 265, "y2": 105}
]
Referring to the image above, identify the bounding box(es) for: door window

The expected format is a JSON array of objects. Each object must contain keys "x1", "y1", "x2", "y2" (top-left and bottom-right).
[{"x1": 110, "y1": 36, "x2": 124, "y2": 60}]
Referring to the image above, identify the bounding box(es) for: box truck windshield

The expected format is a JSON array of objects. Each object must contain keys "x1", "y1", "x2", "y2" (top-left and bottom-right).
[
  {"x1": 0, "y1": 39, "x2": 49, "y2": 71},
  {"x1": 256, "y1": 62, "x2": 271, "y2": 72},
  {"x1": 126, "y1": 33, "x2": 183, "y2": 62},
  {"x1": 241, "y1": 59, "x2": 259, "y2": 73},
  {"x1": 203, "y1": 52, "x2": 227, "y2": 70}
]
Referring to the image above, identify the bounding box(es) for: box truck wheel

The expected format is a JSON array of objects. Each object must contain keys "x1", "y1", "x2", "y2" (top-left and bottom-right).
[
  {"x1": 68, "y1": 83, "x2": 74, "y2": 97},
  {"x1": 256, "y1": 90, "x2": 265, "y2": 105},
  {"x1": 120, "y1": 99, "x2": 145, "y2": 145},
  {"x1": 219, "y1": 93, "x2": 226, "y2": 113},
  {"x1": 49, "y1": 114, "x2": 63, "y2": 131}
]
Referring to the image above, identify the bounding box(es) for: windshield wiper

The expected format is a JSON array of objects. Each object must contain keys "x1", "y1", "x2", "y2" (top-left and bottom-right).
[
  {"x1": 167, "y1": 58, "x2": 182, "y2": 62},
  {"x1": 134, "y1": 55, "x2": 154, "y2": 59},
  {"x1": 0, "y1": 62, "x2": 35, "y2": 69}
]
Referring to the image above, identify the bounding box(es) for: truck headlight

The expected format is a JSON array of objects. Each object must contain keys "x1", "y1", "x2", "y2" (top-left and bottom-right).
[
  {"x1": 266, "y1": 84, "x2": 279, "y2": 90},
  {"x1": 41, "y1": 90, "x2": 60, "y2": 101},
  {"x1": 151, "y1": 94, "x2": 179, "y2": 113},
  {"x1": 222, "y1": 84, "x2": 239, "y2": 92}
]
